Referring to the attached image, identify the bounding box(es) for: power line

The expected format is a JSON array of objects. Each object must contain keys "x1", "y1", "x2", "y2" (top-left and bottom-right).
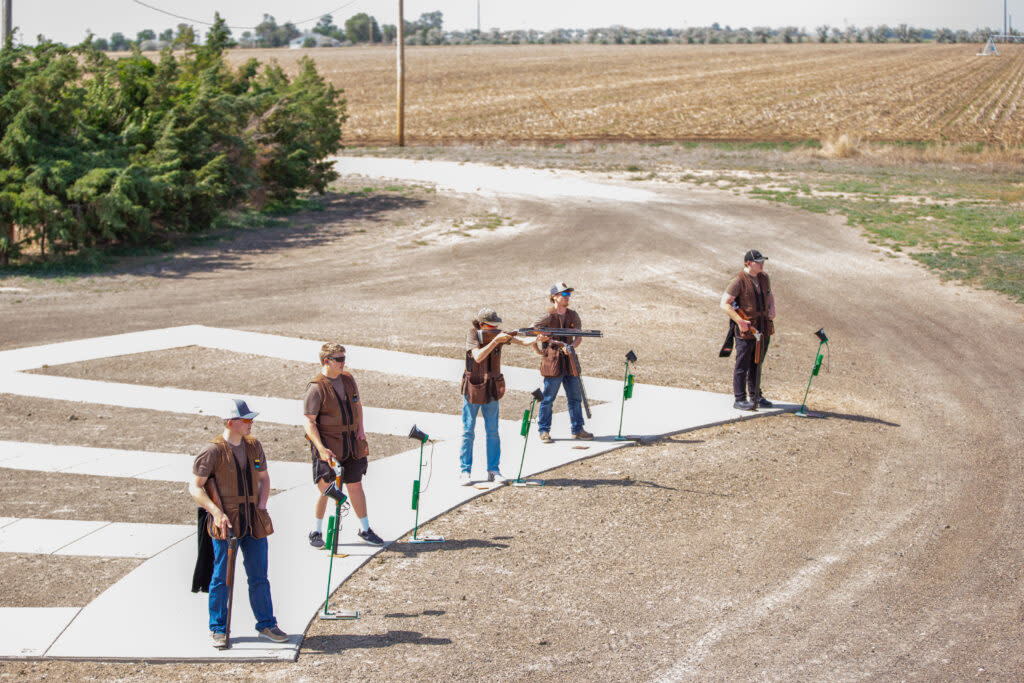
[{"x1": 130, "y1": 0, "x2": 365, "y2": 31}]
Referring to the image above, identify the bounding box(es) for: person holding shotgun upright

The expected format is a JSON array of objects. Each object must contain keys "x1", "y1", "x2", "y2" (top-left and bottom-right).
[
  {"x1": 304, "y1": 342, "x2": 385, "y2": 548},
  {"x1": 459, "y1": 307, "x2": 544, "y2": 485},
  {"x1": 189, "y1": 398, "x2": 287, "y2": 649},
  {"x1": 721, "y1": 249, "x2": 776, "y2": 411},
  {"x1": 534, "y1": 282, "x2": 594, "y2": 443}
]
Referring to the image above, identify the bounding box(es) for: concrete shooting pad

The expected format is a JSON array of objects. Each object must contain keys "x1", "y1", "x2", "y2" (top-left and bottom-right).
[{"x1": 0, "y1": 326, "x2": 793, "y2": 660}]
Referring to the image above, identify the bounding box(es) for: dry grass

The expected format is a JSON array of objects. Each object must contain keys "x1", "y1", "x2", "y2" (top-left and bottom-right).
[
  {"x1": 225, "y1": 43, "x2": 1024, "y2": 147},
  {"x1": 820, "y1": 133, "x2": 859, "y2": 158}
]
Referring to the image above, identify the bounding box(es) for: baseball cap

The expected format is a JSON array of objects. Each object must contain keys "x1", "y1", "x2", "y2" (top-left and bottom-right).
[
  {"x1": 476, "y1": 307, "x2": 502, "y2": 325},
  {"x1": 549, "y1": 281, "x2": 574, "y2": 296},
  {"x1": 744, "y1": 250, "x2": 767, "y2": 263},
  {"x1": 222, "y1": 398, "x2": 259, "y2": 420}
]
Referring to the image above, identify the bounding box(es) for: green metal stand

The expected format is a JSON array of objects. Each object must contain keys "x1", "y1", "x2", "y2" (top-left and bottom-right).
[
  {"x1": 320, "y1": 495, "x2": 359, "y2": 620},
  {"x1": 410, "y1": 436, "x2": 444, "y2": 543},
  {"x1": 795, "y1": 340, "x2": 826, "y2": 418},
  {"x1": 615, "y1": 361, "x2": 635, "y2": 440},
  {"x1": 514, "y1": 396, "x2": 544, "y2": 487}
]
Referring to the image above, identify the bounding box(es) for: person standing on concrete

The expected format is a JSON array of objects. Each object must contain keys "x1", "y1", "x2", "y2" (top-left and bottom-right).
[
  {"x1": 189, "y1": 398, "x2": 288, "y2": 649},
  {"x1": 534, "y1": 282, "x2": 594, "y2": 443},
  {"x1": 721, "y1": 249, "x2": 776, "y2": 410},
  {"x1": 459, "y1": 307, "x2": 543, "y2": 485},
  {"x1": 303, "y1": 342, "x2": 385, "y2": 548}
]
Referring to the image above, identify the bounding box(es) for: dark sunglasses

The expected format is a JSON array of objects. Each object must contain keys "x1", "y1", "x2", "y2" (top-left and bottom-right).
[
  {"x1": 328, "y1": 355, "x2": 346, "y2": 362},
  {"x1": 559, "y1": 291, "x2": 572, "y2": 297}
]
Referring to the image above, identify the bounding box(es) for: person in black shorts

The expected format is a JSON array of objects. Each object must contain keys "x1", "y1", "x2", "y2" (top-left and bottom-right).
[{"x1": 303, "y1": 342, "x2": 385, "y2": 547}]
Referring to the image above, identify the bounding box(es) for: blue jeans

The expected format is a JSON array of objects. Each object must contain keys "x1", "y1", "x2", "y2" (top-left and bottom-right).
[
  {"x1": 209, "y1": 534, "x2": 277, "y2": 633},
  {"x1": 460, "y1": 397, "x2": 501, "y2": 473},
  {"x1": 538, "y1": 374, "x2": 584, "y2": 435}
]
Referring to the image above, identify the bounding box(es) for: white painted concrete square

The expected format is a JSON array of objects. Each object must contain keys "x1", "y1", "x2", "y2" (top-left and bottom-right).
[
  {"x1": 0, "y1": 608, "x2": 80, "y2": 657},
  {"x1": 0, "y1": 519, "x2": 108, "y2": 555},
  {"x1": 56, "y1": 522, "x2": 195, "y2": 559}
]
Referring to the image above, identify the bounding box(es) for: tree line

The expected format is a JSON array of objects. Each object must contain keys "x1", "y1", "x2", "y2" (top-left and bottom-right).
[
  {"x1": 0, "y1": 14, "x2": 346, "y2": 266},
  {"x1": 84, "y1": 11, "x2": 1007, "y2": 52}
]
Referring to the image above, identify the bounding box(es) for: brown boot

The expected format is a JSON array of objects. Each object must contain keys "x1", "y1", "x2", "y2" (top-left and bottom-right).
[
  {"x1": 539, "y1": 432, "x2": 553, "y2": 444},
  {"x1": 573, "y1": 429, "x2": 594, "y2": 441}
]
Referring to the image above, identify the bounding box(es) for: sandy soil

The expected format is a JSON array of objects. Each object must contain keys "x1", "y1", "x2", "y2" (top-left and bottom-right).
[{"x1": 0, "y1": 158, "x2": 1022, "y2": 680}]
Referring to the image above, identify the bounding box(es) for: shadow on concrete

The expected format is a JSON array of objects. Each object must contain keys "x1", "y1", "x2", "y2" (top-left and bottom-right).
[
  {"x1": 543, "y1": 477, "x2": 676, "y2": 490},
  {"x1": 302, "y1": 630, "x2": 452, "y2": 652},
  {"x1": 385, "y1": 537, "x2": 510, "y2": 557}
]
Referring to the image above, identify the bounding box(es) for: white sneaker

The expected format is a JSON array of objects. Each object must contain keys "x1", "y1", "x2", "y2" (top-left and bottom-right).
[
  {"x1": 487, "y1": 471, "x2": 509, "y2": 484},
  {"x1": 458, "y1": 471, "x2": 472, "y2": 486}
]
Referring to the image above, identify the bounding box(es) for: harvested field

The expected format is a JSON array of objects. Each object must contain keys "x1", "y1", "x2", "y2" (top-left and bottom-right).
[{"x1": 226, "y1": 43, "x2": 1024, "y2": 146}]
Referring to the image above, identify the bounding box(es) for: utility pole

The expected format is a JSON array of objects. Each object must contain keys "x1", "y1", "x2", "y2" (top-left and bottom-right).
[
  {"x1": 477, "y1": 0, "x2": 480, "y2": 34},
  {"x1": 396, "y1": 0, "x2": 405, "y2": 146},
  {"x1": 2, "y1": 0, "x2": 12, "y2": 46}
]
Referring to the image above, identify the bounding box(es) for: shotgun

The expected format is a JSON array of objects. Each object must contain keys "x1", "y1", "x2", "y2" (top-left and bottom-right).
[{"x1": 224, "y1": 529, "x2": 238, "y2": 649}]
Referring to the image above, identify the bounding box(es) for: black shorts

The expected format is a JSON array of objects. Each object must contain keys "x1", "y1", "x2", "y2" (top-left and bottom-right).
[{"x1": 311, "y1": 445, "x2": 367, "y2": 485}]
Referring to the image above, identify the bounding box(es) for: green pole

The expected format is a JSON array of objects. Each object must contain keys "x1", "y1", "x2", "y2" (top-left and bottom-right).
[
  {"x1": 796, "y1": 340, "x2": 826, "y2": 416},
  {"x1": 323, "y1": 495, "x2": 341, "y2": 612},
  {"x1": 412, "y1": 441, "x2": 424, "y2": 539},
  {"x1": 515, "y1": 398, "x2": 538, "y2": 483},
  {"x1": 615, "y1": 362, "x2": 629, "y2": 439}
]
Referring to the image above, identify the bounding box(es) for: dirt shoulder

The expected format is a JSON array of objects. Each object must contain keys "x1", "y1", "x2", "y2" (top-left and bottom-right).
[{"x1": 1, "y1": 153, "x2": 1022, "y2": 680}]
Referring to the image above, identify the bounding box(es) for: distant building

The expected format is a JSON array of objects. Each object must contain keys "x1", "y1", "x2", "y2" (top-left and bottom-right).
[
  {"x1": 138, "y1": 39, "x2": 171, "y2": 52},
  {"x1": 289, "y1": 32, "x2": 341, "y2": 49}
]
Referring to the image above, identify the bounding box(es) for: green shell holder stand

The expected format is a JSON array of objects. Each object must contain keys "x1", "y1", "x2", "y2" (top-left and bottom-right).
[
  {"x1": 408, "y1": 425, "x2": 444, "y2": 543},
  {"x1": 795, "y1": 329, "x2": 828, "y2": 418},
  {"x1": 615, "y1": 350, "x2": 638, "y2": 440},
  {"x1": 514, "y1": 388, "x2": 545, "y2": 487},
  {"x1": 320, "y1": 489, "x2": 359, "y2": 620}
]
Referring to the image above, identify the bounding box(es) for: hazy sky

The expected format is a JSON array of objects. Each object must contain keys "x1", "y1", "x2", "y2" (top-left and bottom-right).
[{"x1": 10, "y1": 0, "x2": 1016, "y2": 45}]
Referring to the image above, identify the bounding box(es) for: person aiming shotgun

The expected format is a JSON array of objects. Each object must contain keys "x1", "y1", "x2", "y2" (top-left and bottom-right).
[
  {"x1": 459, "y1": 307, "x2": 544, "y2": 485},
  {"x1": 189, "y1": 398, "x2": 287, "y2": 649},
  {"x1": 720, "y1": 249, "x2": 776, "y2": 411},
  {"x1": 532, "y1": 282, "x2": 594, "y2": 443}
]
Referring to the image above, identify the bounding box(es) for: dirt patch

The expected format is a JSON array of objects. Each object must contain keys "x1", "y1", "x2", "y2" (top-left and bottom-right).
[
  {"x1": 0, "y1": 469, "x2": 198, "y2": 524},
  {"x1": 0, "y1": 555, "x2": 142, "y2": 608}
]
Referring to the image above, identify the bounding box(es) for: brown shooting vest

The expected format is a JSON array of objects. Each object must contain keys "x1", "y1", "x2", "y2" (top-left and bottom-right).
[
  {"x1": 308, "y1": 372, "x2": 362, "y2": 460},
  {"x1": 462, "y1": 327, "x2": 506, "y2": 404},
  {"x1": 534, "y1": 309, "x2": 582, "y2": 377},
  {"x1": 733, "y1": 270, "x2": 774, "y2": 340},
  {"x1": 204, "y1": 435, "x2": 273, "y2": 540}
]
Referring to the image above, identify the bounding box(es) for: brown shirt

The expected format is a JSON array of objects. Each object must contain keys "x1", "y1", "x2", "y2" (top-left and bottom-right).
[
  {"x1": 303, "y1": 374, "x2": 355, "y2": 416},
  {"x1": 193, "y1": 440, "x2": 267, "y2": 478}
]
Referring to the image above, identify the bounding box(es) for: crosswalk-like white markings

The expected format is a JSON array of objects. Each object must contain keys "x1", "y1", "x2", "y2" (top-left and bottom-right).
[
  {"x1": 0, "y1": 441, "x2": 311, "y2": 490},
  {"x1": 0, "y1": 608, "x2": 81, "y2": 657},
  {"x1": 0, "y1": 325, "x2": 792, "y2": 660},
  {"x1": 0, "y1": 518, "x2": 193, "y2": 558}
]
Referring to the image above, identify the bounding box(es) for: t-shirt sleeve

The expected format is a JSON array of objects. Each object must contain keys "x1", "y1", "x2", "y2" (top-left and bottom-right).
[
  {"x1": 192, "y1": 444, "x2": 219, "y2": 478},
  {"x1": 303, "y1": 384, "x2": 323, "y2": 416},
  {"x1": 725, "y1": 276, "x2": 742, "y2": 298},
  {"x1": 466, "y1": 329, "x2": 480, "y2": 352},
  {"x1": 253, "y1": 441, "x2": 268, "y2": 473}
]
